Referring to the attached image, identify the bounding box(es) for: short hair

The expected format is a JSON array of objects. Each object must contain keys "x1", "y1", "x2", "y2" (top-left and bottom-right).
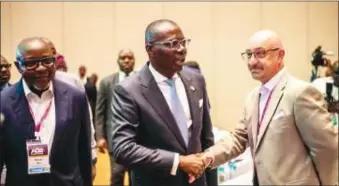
[
  {"x1": 145, "y1": 19, "x2": 178, "y2": 44},
  {"x1": 184, "y1": 61, "x2": 200, "y2": 70}
]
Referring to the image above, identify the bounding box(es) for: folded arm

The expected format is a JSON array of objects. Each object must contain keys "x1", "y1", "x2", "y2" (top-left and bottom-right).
[{"x1": 294, "y1": 85, "x2": 338, "y2": 185}]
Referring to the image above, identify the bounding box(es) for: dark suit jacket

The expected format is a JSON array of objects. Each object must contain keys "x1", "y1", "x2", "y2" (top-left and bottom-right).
[
  {"x1": 0, "y1": 79, "x2": 92, "y2": 186},
  {"x1": 95, "y1": 72, "x2": 119, "y2": 152},
  {"x1": 85, "y1": 81, "x2": 97, "y2": 122},
  {"x1": 111, "y1": 63, "x2": 217, "y2": 186}
]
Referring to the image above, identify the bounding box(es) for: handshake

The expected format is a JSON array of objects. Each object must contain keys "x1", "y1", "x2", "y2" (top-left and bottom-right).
[{"x1": 178, "y1": 153, "x2": 213, "y2": 183}]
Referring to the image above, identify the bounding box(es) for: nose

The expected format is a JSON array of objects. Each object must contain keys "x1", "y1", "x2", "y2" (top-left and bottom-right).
[
  {"x1": 35, "y1": 62, "x2": 47, "y2": 71},
  {"x1": 248, "y1": 56, "x2": 259, "y2": 66}
]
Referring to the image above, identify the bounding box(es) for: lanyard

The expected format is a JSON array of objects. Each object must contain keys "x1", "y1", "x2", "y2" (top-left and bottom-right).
[
  {"x1": 258, "y1": 87, "x2": 276, "y2": 129},
  {"x1": 28, "y1": 100, "x2": 53, "y2": 133}
]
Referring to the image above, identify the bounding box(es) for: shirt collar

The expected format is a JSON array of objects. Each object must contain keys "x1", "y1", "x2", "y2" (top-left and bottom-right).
[
  {"x1": 119, "y1": 70, "x2": 135, "y2": 77},
  {"x1": 149, "y1": 63, "x2": 179, "y2": 84},
  {"x1": 22, "y1": 79, "x2": 54, "y2": 99},
  {"x1": 260, "y1": 67, "x2": 286, "y2": 93}
]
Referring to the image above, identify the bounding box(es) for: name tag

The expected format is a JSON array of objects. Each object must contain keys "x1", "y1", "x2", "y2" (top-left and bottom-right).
[{"x1": 26, "y1": 140, "x2": 51, "y2": 175}]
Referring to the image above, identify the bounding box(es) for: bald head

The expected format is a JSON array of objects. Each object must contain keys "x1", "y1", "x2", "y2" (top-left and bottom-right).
[
  {"x1": 246, "y1": 30, "x2": 285, "y2": 83},
  {"x1": 41, "y1": 37, "x2": 57, "y2": 55},
  {"x1": 145, "y1": 19, "x2": 180, "y2": 44},
  {"x1": 249, "y1": 30, "x2": 283, "y2": 50},
  {"x1": 16, "y1": 37, "x2": 52, "y2": 63}
]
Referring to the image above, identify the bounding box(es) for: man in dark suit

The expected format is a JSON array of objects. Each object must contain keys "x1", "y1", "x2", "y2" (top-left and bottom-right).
[
  {"x1": 85, "y1": 74, "x2": 98, "y2": 123},
  {"x1": 111, "y1": 19, "x2": 217, "y2": 186},
  {"x1": 0, "y1": 55, "x2": 12, "y2": 92},
  {"x1": 95, "y1": 49, "x2": 135, "y2": 186},
  {"x1": 0, "y1": 37, "x2": 92, "y2": 186},
  {"x1": 0, "y1": 55, "x2": 12, "y2": 186}
]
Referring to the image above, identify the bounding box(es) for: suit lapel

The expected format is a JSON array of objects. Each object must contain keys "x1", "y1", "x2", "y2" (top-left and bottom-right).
[
  {"x1": 140, "y1": 64, "x2": 187, "y2": 150},
  {"x1": 178, "y1": 71, "x2": 199, "y2": 148},
  {"x1": 255, "y1": 74, "x2": 288, "y2": 151},
  {"x1": 50, "y1": 80, "x2": 69, "y2": 157},
  {"x1": 11, "y1": 80, "x2": 35, "y2": 139},
  {"x1": 250, "y1": 88, "x2": 260, "y2": 148}
]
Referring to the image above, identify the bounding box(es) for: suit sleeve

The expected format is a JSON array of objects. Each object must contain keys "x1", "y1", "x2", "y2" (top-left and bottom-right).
[
  {"x1": 95, "y1": 79, "x2": 108, "y2": 140},
  {"x1": 110, "y1": 85, "x2": 175, "y2": 172},
  {"x1": 205, "y1": 96, "x2": 249, "y2": 168},
  {"x1": 199, "y1": 76, "x2": 218, "y2": 186},
  {"x1": 78, "y1": 92, "x2": 93, "y2": 186},
  {"x1": 294, "y1": 84, "x2": 338, "y2": 185}
]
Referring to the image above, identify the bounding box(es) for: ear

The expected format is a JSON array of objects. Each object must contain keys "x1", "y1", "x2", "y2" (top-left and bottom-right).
[
  {"x1": 146, "y1": 44, "x2": 153, "y2": 58},
  {"x1": 279, "y1": 49, "x2": 285, "y2": 59},
  {"x1": 14, "y1": 61, "x2": 24, "y2": 74}
]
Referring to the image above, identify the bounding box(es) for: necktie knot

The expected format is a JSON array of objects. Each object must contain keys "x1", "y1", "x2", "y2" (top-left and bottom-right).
[{"x1": 165, "y1": 78, "x2": 176, "y2": 87}]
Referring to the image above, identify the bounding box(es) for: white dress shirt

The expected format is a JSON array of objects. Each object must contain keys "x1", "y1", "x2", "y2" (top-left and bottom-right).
[
  {"x1": 118, "y1": 70, "x2": 135, "y2": 83},
  {"x1": 259, "y1": 68, "x2": 286, "y2": 124},
  {"x1": 148, "y1": 64, "x2": 192, "y2": 176},
  {"x1": 23, "y1": 80, "x2": 56, "y2": 153}
]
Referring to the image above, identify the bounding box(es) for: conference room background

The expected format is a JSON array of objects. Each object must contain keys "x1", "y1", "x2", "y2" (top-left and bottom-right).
[{"x1": 1, "y1": 2, "x2": 338, "y2": 130}]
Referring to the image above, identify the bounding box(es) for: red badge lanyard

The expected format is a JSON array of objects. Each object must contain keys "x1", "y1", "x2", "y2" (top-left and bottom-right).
[
  {"x1": 28, "y1": 100, "x2": 53, "y2": 133},
  {"x1": 258, "y1": 87, "x2": 276, "y2": 128}
]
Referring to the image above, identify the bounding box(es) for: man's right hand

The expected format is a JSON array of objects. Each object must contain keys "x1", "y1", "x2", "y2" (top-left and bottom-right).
[
  {"x1": 97, "y1": 138, "x2": 107, "y2": 153},
  {"x1": 179, "y1": 154, "x2": 205, "y2": 178}
]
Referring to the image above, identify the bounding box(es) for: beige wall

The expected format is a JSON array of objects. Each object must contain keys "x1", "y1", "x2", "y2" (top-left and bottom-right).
[{"x1": 1, "y1": 2, "x2": 338, "y2": 130}]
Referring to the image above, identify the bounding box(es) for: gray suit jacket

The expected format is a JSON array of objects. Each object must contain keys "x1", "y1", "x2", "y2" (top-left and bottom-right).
[
  {"x1": 206, "y1": 72, "x2": 338, "y2": 185},
  {"x1": 111, "y1": 63, "x2": 217, "y2": 186},
  {"x1": 95, "y1": 72, "x2": 119, "y2": 152}
]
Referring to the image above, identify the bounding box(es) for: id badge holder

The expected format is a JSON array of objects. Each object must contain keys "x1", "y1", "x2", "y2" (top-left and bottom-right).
[{"x1": 26, "y1": 132, "x2": 51, "y2": 175}]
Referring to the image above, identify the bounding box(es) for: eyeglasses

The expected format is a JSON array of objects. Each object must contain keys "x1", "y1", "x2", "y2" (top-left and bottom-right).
[
  {"x1": 241, "y1": 48, "x2": 280, "y2": 61},
  {"x1": 0, "y1": 64, "x2": 11, "y2": 69},
  {"x1": 149, "y1": 38, "x2": 191, "y2": 49},
  {"x1": 22, "y1": 57, "x2": 56, "y2": 70}
]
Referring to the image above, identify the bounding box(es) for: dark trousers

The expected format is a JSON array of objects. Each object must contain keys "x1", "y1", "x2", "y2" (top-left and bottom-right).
[{"x1": 109, "y1": 152, "x2": 132, "y2": 186}]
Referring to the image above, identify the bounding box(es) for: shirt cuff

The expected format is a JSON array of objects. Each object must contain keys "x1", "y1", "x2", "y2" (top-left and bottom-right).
[{"x1": 170, "y1": 153, "x2": 180, "y2": 176}]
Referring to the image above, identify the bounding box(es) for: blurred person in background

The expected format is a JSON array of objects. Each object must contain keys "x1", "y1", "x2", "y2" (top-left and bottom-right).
[
  {"x1": 95, "y1": 48, "x2": 135, "y2": 186},
  {"x1": 183, "y1": 60, "x2": 201, "y2": 74},
  {"x1": 312, "y1": 60, "x2": 339, "y2": 126},
  {"x1": 85, "y1": 73, "x2": 98, "y2": 125},
  {"x1": 0, "y1": 55, "x2": 11, "y2": 186},
  {"x1": 79, "y1": 65, "x2": 87, "y2": 84},
  {"x1": 0, "y1": 55, "x2": 11, "y2": 92}
]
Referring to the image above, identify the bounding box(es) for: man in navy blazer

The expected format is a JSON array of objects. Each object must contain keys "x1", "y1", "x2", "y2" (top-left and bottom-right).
[{"x1": 0, "y1": 37, "x2": 92, "y2": 186}]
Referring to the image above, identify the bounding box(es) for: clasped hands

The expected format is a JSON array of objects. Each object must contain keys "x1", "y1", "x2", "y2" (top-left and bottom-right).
[{"x1": 179, "y1": 153, "x2": 212, "y2": 183}]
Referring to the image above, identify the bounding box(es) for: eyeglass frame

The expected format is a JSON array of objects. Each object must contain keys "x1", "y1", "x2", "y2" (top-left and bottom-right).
[
  {"x1": 241, "y1": 48, "x2": 280, "y2": 61},
  {"x1": 147, "y1": 38, "x2": 191, "y2": 49},
  {"x1": 17, "y1": 56, "x2": 56, "y2": 70}
]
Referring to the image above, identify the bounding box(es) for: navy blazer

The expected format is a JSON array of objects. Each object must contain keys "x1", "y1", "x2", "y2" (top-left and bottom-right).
[{"x1": 0, "y1": 79, "x2": 92, "y2": 186}]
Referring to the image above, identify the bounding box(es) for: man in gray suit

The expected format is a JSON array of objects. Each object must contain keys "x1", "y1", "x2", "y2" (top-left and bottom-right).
[
  {"x1": 111, "y1": 19, "x2": 217, "y2": 186},
  {"x1": 95, "y1": 49, "x2": 135, "y2": 186}
]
